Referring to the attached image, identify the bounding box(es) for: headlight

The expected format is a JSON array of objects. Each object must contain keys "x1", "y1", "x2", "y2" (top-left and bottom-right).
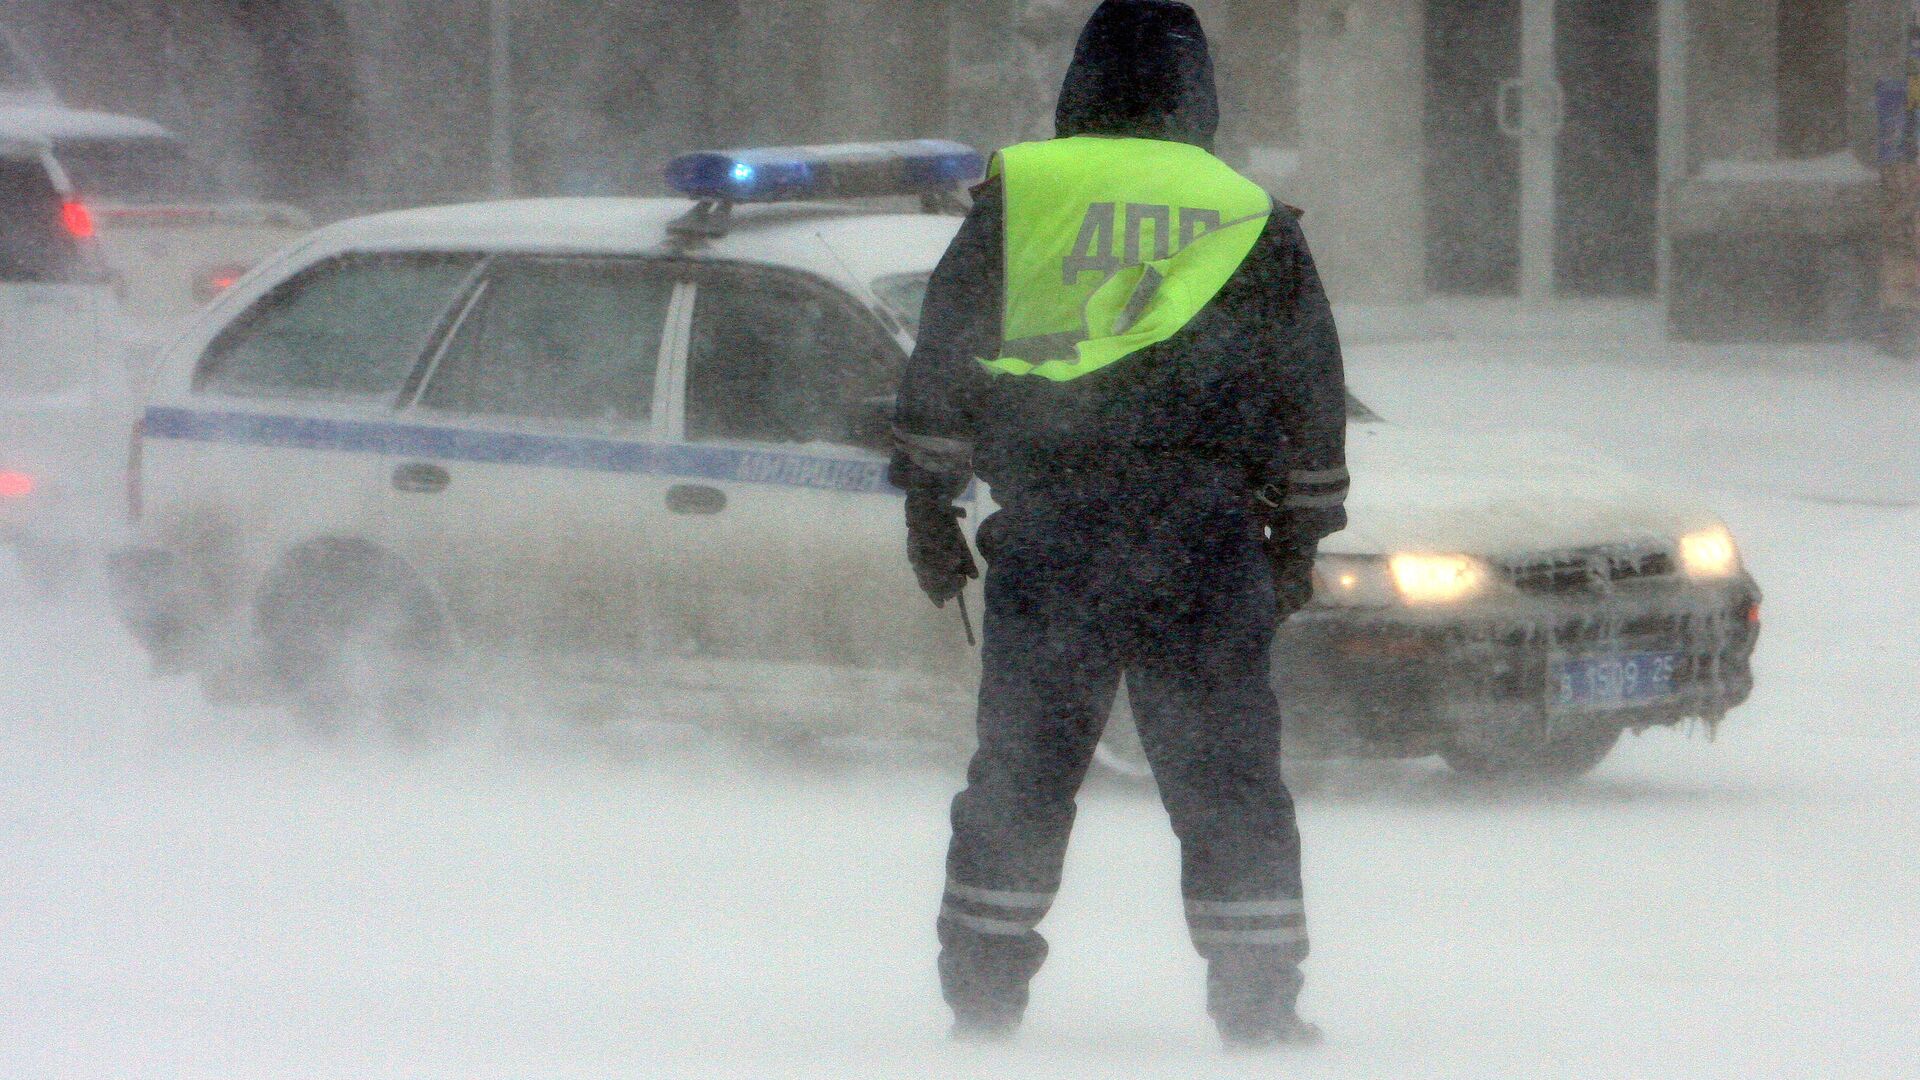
[
  {"x1": 1679, "y1": 525, "x2": 1740, "y2": 578},
  {"x1": 1312, "y1": 555, "x2": 1396, "y2": 607},
  {"x1": 1313, "y1": 553, "x2": 1491, "y2": 607},
  {"x1": 1389, "y1": 553, "x2": 1489, "y2": 604}
]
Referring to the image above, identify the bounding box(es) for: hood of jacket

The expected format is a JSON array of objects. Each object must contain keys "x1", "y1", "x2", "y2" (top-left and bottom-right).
[{"x1": 1054, "y1": 0, "x2": 1220, "y2": 149}]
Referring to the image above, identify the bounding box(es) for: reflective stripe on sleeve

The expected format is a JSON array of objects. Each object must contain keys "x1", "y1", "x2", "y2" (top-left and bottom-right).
[
  {"x1": 1190, "y1": 926, "x2": 1310, "y2": 947},
  {"x1": 1184, "y1": 898, "x2": 1305, "y2": 919},
  {"x1": 946, "y1": 882, "x2": 1056, "y2": 909},
  {"x1": 1282, "y1": 490, "x2": 1347, "y2": 510},
  {"x1": 940, "y1": 904, "x2": 1040, "y2": 937},
  {"x1": 891, "y1": 427, "x2": 974, "y2": 474},
  {"x1": 1288, "y1": 466, "x2": 1350, "y2": 488}
]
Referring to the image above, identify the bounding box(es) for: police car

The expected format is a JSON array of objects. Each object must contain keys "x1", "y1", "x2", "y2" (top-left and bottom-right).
[{"x1": 106, "y1": 141, "x2": 1759, "y2": 779}]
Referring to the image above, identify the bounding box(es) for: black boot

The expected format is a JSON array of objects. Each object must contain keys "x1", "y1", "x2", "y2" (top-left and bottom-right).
[
  {"x1": 949, "y1": 1008, "x2": 1021, "y2": 1044},
  {"x1": 1207, "y1": 949, "x2": 1317, "y2": 1050},
  {"x1": 1218, "y1": 1011, "x2": 1324, "y2": 1052}
]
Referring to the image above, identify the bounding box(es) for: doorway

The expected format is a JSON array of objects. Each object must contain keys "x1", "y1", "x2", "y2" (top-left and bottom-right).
[{"x1": 1424, "y1": 0, "x2": 1660, "y2": 298}]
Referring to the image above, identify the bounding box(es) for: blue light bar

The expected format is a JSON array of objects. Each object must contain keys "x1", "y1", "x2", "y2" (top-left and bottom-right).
[{"x1": 664, "y1": 139, "x2": 985, "y2": 204}]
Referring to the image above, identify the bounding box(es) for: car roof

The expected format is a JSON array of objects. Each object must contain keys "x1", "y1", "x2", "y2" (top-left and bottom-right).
[
  {"x1": 0, "y1": 126, "x2": 49, "y2": 154},
  {"x1": 0, "y1": 102, "x2": 174, "y2": 142},
  {"x1": 303, "y1": 197, "x2": 964, "y2": 283}
]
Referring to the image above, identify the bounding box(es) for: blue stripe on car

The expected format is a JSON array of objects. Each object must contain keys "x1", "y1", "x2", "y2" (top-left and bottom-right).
[{"x1": 142, "y1": 406, "x2": 899, "y2": 496}]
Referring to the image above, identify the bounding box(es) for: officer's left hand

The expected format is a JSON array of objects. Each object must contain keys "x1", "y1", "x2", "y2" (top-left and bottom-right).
[{"x1": 906, "y1": 493, "x2": 979, "y2": 607}]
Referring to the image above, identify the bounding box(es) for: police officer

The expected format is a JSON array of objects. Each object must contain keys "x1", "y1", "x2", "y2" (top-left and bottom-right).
[{"x1": 889, "y1": 0, "x2": 1349, "y2": 1049}]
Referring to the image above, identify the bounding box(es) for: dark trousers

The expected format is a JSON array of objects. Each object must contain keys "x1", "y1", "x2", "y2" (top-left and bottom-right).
[{"x1": 937, "y1": 490, "x2": 1308, "y2": 1029}]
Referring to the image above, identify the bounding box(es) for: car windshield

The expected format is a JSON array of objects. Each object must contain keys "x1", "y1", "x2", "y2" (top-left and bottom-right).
[
  {"x1": 53, "y1": 137, "x2": 210, "y2": 203},
  {"x1": 876, "y1": 270, "x2": 1383, "y2": 424}
]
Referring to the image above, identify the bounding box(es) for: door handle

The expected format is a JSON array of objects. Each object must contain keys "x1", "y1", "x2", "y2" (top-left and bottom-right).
[
  {"x1": 392, "y1": 461, "x2": 451, "y2": 494},
  {"x1": 1497, "y1": 78, "x2": 1526, "y2": 138},
  {"x1": 665, "y1": 484, "x2": 727, "y2": 515}
]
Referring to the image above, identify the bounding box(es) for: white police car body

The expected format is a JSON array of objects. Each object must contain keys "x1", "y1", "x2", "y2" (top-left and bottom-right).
[{"x1": 111, "y1": 143, "x2": 988, "y2": 734}]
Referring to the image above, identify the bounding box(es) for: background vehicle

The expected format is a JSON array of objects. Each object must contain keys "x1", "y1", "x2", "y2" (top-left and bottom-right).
[
  {"x1": 0, "y1": 128, "x2": 132, "y2": 594},
  {"x1": 107, "y1": 142, "x2": 1758, "y2": 779},
  {"x1": 0, "y1": 100, "x2": 311, "y2": 346}
]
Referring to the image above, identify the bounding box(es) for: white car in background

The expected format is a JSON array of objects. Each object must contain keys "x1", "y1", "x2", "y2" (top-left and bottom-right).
[
  {"x1": 105, "y1": 141, "x2": 1759, "y2": 780},
  {"x1": 0, "y1": 100, "x2": 311, "y2": 342},
  {"x1": 0, "y1": 126, "x2": 132, "y2": 594}
]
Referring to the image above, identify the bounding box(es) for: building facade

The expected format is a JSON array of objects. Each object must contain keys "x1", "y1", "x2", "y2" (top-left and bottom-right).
[{"x1": 2, "y1": 0, "x2": 1898, "y2": 312}]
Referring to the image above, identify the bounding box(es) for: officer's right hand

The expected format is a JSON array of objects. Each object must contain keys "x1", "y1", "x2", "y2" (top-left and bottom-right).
[
  {"x1": 1266, "y1": 536, "x2": 1318, "y2": 622},
  {"x1": 905, "y1": 493, "x2": 980, "y2": 608}
]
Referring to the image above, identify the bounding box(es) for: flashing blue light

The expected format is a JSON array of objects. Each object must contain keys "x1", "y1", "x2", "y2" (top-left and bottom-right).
[{"x1": 665, "y1": 139, "x2": 985, "y2": 205}]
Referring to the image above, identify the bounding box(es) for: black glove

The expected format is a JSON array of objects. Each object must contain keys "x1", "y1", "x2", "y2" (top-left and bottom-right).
[
  {"x1": 905, "y1": 492, "x2": 979, "y2": 608},
  {"x1": 1265, "y1": 533, "x2": 1318, "y2": 621}
]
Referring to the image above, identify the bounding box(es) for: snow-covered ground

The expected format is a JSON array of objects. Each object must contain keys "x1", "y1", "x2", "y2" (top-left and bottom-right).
[{"x1": 4, "y1": 325, "x2": 1917, "y2": 1079}]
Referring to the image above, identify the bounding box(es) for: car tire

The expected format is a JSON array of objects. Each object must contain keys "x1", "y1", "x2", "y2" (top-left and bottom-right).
[
  {"x1": 1440, "y1": 720, "x2": 1622, "y2": 781},
  {"x1": 254, "y1": 539, "x2": 454, "y2": 742}
]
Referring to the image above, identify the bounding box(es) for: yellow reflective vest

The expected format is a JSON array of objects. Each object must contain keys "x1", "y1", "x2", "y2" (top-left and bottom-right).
[{"x1": 982, "y1": 136, "x2": 1274, "y2": 383}]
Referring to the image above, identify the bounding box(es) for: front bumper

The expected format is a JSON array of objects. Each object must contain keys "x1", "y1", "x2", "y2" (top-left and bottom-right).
[{"x1": 1273, "y1": 573, "x2": 1762, "y2": 758}]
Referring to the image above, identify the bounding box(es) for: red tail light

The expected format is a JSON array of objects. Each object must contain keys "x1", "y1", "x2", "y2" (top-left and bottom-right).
[
  {"x1": 61, "y1": 199, "x2": 97, "y2": 240},
  {"x1": 0, "y1": 470, "x2": 36, "y2": 498},
  {"x1": 194, "y1": 263, "x2": 252, "y2": 303}
]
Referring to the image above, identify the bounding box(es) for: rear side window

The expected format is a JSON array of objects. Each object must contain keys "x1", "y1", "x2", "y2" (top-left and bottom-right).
[
  {"x1": 0, "y1": 155, "x2": 76, "y2": 284},
  {"x1": 418, "y1": 258, "x2": 675, "y2": 427},
  {"x1": 196, "y1": 253, "x2": 480, "y2": 404}
]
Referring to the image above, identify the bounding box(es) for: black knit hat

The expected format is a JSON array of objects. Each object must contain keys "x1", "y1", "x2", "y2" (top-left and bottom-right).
[{"x1": 1054, "y1": 0, "x2": 1220, "y2": 149}]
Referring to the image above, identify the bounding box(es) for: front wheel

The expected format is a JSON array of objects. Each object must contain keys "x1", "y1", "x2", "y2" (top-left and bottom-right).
[{"x1": 1441, "y1": 720, "x2": 1622, "y2": 781}]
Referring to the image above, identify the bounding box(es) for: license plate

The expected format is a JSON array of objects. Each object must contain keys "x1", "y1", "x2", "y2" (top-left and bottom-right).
[{"x1": 1549, "y1": 652, "x2": 1682, "y2": 713}]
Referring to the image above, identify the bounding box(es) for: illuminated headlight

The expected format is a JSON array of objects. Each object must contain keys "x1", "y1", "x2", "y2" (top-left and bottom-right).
[
  {"x1": 1389, "y1": 553, "x2": 1490, "y2": 604},
  {"x1": 1679, "y1": 525, "x2": 1741, "y2": 578},
  {"x1": 1313, "y1": 555, "x2": 1397, "y2": 607}
]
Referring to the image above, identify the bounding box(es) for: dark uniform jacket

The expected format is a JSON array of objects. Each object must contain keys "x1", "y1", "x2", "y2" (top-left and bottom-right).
[{"x1": 890, "y1": 0, "x2": 1349, "y2": 546}]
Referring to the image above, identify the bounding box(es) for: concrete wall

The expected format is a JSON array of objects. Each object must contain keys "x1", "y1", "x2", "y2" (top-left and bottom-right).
[
  {"x1": 1688, "y1": 0, "x2": 1781, "y2": 165},
  {"x1": 1286, "y1": 0, "x2": 1427, "y2": 305}
]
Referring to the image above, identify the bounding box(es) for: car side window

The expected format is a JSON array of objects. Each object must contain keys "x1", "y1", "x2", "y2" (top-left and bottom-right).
[
  {"x1": 0, "y1": 156, "x2": 75, "y2": 284},
  {"x1": 195, "y1": 253, "x2": 480, "y2": 404},
  {"x1": 417, "y1": 258, "x2": 674, "y2": 428},
  {"x1": 684, "y1": 269, "x2": 901, "y2": 447}
]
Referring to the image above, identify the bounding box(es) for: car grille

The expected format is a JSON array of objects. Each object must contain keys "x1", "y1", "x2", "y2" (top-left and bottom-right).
[{"x1": 1499, "y1": 543, "x2": 1678, "y2": 597}]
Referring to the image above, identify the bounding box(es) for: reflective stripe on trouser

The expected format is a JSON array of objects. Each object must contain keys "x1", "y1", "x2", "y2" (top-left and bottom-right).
[{"x1": 938, "y1": 492, "x2": 1306, "y2": 1022}]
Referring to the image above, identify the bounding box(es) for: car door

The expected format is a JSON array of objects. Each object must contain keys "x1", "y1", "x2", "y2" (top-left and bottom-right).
[
  {"x1": 381, "y1": 254, "x2": 686, "y2": 679},
  {"x1": 662, "y1": 262, "x2": 978, "y2": 728},
  {"x1": 142, "y1": 251, "x2": 483, "y2": 625}
]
